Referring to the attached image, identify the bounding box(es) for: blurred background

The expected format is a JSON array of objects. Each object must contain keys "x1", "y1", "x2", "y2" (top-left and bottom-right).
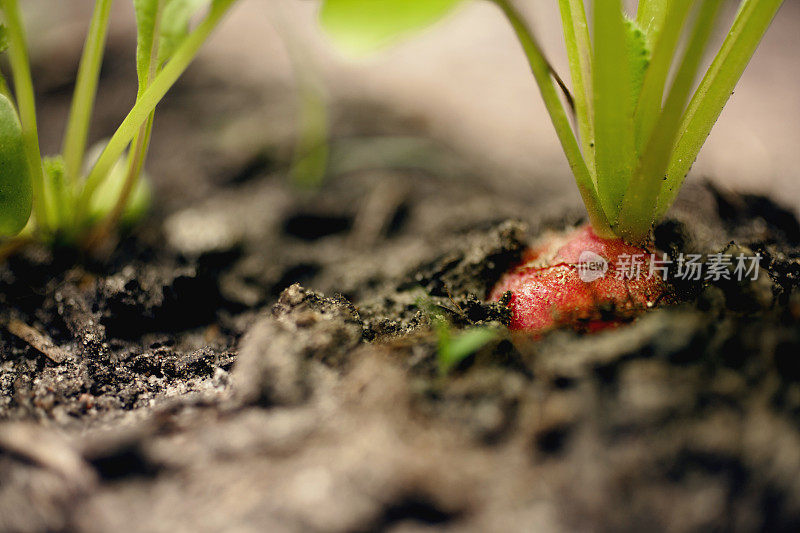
[
  {"x1": 21, "y1": 0, "x2": 800, "y2": 216},
  {"x1": 3, "y1": 4, "x2": 800, "y2": 531}
]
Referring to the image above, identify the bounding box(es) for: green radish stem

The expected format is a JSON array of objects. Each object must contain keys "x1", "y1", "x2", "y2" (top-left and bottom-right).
[
  {"x1": 62, "y1": 0, "x2": 114, "y2": 189},
  {"x1": 617, "y1": 0, "x2": 724, "y2": 243},
  {"x1": 656, "y1": 0, "x2": 784, "y2": 219},
  {"x1": 557, "y1": 0, "x2": 594, "y2": 177},
  {"x1": 592, "y1": 0, "x2": 636, "y2": 225},
  {"x1": 493, "y1": 0, "x2": 613, "y2": 237}
]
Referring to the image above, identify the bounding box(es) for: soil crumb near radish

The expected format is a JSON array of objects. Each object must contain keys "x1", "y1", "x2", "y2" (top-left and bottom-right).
[{"x1": 3, "y1": 56, "x2": 800, "y2": 532}]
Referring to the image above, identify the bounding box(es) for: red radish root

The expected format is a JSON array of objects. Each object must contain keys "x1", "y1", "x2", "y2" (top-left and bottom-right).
[{"x1": 490, "y1": 225, "x2": 667, "y2": 334}]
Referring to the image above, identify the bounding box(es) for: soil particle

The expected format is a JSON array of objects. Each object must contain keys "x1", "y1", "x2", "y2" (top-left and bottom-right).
[
  {"x1": 402, "y1": 219, "x2": 528, "y2": 299},
  {"x1": 233, "y1": 284, "x2": 362, "y2": 407},
  {"x1": 54, "y1": 282, "x2": 108, "y2": 359}
]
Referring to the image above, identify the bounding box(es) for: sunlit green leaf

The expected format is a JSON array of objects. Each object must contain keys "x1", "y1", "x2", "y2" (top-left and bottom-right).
[
  {"x1": 136, "y1": 0, "x2": 212, "y2": 89},
  {"x1": 618, "y1": 0, "x2": 723, "y2": 243},
  {"x1": 159, "y1": 0, "x2": 210, "y2": 67},
  {"x1": 636, "y1": 0, "x2": 669, "y2": 47},
  {"x1": 320, "y1": 0, "x2": 464, "y2": 56},
  {"x1": 633, "y1": 0, "x2": 691, "y2": 155},
  {"x1": 134, "y1": 0, "x2": 161, "y2": 94},
  {"x1": 558, "y1": 0, "x2": 594, "y2": 173}
]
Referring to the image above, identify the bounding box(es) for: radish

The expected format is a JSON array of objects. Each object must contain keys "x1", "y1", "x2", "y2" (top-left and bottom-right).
[
  {"x1": 319, "y1": 0, "x2": 781, "y2": 332},
  {"x1": 489, "y1": 225, "x2": 667, "y2": 334}
]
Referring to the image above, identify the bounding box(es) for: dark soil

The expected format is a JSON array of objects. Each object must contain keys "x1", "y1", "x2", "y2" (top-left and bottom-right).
[{"x1": 2, "y1": 46, "x2": 800, "y2": 533}]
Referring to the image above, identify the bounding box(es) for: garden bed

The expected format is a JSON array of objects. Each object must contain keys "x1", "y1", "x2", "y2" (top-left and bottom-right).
[{"x1": 2, "y1": 50, "x2": 800, "y2": 532}]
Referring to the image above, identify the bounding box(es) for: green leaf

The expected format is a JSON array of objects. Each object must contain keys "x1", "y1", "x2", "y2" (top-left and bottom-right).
[
  {"x1": 1, "y1": 0, "x2": 48, "y2": 232},
  {"x1": 320, "y1": 0, "x2": 464, "y2": 55},
  {"x1": 136, "y1": 0, "x2": 211, "y2": 87},
  {"x1": 79, "y1": 0, "x2": 237, "y2": 219},
  {"x1": 134, "y1": 0, "x2": 162, "y2": 95},
  {"x1": 494, "y1": 0, "x2": 611, "y2": 236},
  {"x1": 159, "y1": 0, "x2": 210, "y2": 67},
  {"x1": 437, "y1": 321, "x2": 497, "y2": 375},
  {"x1": 61, "y1": 0, "x2": 113, "y2": 187},
  {"x1": 0, "y1": 93, "x2": 32, "y2": 236}
]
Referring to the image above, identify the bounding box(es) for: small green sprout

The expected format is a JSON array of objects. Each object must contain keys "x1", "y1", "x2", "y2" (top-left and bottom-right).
[
  {"x1": 320, "y1": 0, "x2": 783, "y2": 244},
  {"x1": 415, "y1": 293, "x2": 498, "y2": 375},
  {"x1": 435, "y1": 319, "x2": 498, "y2": 375},
  {"x1": 0, "y1": 0, "x2": 239, "y2": 250}
]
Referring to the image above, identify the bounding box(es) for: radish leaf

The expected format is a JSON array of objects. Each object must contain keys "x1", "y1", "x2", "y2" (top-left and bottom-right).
[
  {"x1": 314, "y1": 0, "x2": 783, "y2": 244},
  {"x1": 88, "y1": 151, "x2": 151, "y2": 228},
  {"x1": 134, "y1": 0, "x2": 162, "y2": 95},
  {"x1": 159, "y1": 0, "x2": 210, "y2": 67},
  {"x1": 320, "y1": 0, "x2": 464, "y2": 56},
  {"x1": 61, "y1": 0, "x2": 113, "y2": 186}
]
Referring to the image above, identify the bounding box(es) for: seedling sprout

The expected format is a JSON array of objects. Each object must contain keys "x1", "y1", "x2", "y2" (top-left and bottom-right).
[{"x1": 0, "y1": 0, "x2": 240, "y2": 252}]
